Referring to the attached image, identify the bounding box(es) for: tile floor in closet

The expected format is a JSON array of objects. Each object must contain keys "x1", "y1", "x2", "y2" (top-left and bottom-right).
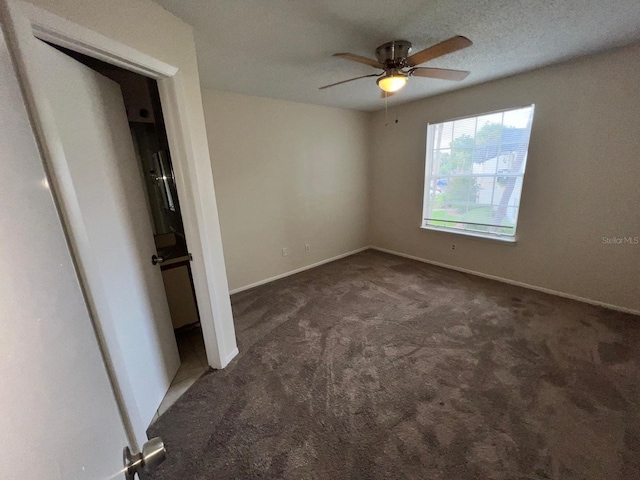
[{"x1": 151, "y1": 325, "x2": 208, "y2": 423}]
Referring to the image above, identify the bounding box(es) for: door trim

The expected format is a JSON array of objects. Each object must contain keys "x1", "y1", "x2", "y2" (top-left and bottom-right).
[{"x1": 0, "y1": 0, "x2": 238, "y2": 447}]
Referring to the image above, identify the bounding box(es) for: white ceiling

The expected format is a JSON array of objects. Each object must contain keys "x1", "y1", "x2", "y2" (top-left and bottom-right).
[{"x1": 153, "y1": 0, "x2": 640, "y2": 111}]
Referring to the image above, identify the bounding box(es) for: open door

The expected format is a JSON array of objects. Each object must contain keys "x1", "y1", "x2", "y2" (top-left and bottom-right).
[
  {"x1": 32, "y1": 38, "x2": 182, "y2": 439},
  {"x1": 0, "y1": 20, "x2": 132, "y2": 480},
  {"x1": 1, "y1": 0, "x2": 182, "y2": 449}
]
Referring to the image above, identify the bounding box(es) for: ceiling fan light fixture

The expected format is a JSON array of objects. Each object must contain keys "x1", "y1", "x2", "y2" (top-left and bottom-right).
[{"x1": 377, "y1": 74, "x2": 408, "y2": 93}]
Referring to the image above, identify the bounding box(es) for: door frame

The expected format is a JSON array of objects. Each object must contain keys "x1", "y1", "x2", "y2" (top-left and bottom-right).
[{"x1": 1, "y1": 0, "x2": 238, "y2": 445}]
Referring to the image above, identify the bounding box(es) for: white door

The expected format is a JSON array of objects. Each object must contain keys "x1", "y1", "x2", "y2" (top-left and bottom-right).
[
  {"x1": 0, "y1": 24, "x2": 130, "y2": 480},
  {"x1": 30, "y1": 40, "x2": 181, "y2": 443}
]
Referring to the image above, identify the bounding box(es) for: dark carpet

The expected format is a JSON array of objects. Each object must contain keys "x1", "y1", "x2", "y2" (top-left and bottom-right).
[{"x1": 147, "y1": 250, "x2": 640, "y2": 479}]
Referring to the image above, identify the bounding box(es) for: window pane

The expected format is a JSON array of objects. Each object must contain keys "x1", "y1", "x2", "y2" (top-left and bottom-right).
[
  {"x1": 449, "y1": 148, "x2": 474, "y2": 174},
  {"x1": 423, "y1": 105, "x2": 534, "y2": 240},
  {"x1": 431, "y1": 148, "x2": 451, "y2": 174},
  {"x1": 493, "y1": 175, "x2": 525, "y2": 209},
  {"x1": 476, "y1": 112, "x2": 503, "y2": 131},
  {"x1": 452, "y1": 117, "x2": 476, "y2": 139},
  {"x1": 440, "y1": 122, "x2": 453, "y2": 148},
  {"x1": 503, "y1": 107, "x2": 533, "y2": 129},
  {"x1": 475, "y1": 176, "x2": 498, "y2": 205}
]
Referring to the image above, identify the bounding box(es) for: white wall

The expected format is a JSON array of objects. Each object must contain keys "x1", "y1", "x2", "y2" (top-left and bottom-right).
[
  {"x1": 370, "y1": 44, "x2": 640, "y2": 313},
  {"x1": 203, "y1": 90, "x2": 370, "y2": 291}
]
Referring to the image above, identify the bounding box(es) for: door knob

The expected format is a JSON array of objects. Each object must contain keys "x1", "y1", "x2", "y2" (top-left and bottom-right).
[
  {"x1": 151, "y1": 254, "x2": 164, "y2": 265},
  {"x1": 123, "y1": 437, "x2": 166, "y2": 479}
]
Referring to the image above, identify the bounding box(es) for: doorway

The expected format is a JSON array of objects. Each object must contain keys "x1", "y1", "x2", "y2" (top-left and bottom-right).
[
  {"x1": 49, "y1": 44, "x2": 209, "y2": 419},
  {"x1": 3, "y1": 0, "x2": 238, "y2": 461}
]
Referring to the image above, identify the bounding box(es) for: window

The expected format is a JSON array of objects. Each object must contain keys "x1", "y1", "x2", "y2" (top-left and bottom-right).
[{"x1": 422, "y1": 105, "x2": 535, "y2": 241}]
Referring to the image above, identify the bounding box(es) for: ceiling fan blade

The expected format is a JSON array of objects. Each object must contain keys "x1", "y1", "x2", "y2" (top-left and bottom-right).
[
  {"x1": 410, "y1": 67, "x2": 470, "y2": 81},
  {"x1": 405, "y1": 36, "x2": 472, "y2": 67},
  {"x1": 319, "y1": 73, "x2": 381, "y2": 90},
  {"x1": 333, "y1": 53, "x2": 384, "y2": 69}
]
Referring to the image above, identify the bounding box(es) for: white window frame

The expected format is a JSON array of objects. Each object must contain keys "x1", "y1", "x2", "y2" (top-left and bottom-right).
[{"x1": 421, "y1": 105, "x2": 535, "y2": 243}]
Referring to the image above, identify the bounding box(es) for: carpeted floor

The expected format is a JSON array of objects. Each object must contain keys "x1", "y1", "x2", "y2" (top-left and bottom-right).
[{"x1": 147, "y1": 250, "x2": 640, "y2": 479}]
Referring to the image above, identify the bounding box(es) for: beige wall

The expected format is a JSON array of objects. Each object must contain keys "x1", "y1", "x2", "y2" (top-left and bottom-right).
[
  {"x1": 370, "y1": 44, "x2": 640, "y2": 313},
  {"x1": 203, "y1": 90, "x2": 370, "y2": 291}
]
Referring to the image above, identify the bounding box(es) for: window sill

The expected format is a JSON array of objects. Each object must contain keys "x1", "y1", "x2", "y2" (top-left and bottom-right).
[{"x1": 420, "y1": 225, "x2": 517, "y2": 244}]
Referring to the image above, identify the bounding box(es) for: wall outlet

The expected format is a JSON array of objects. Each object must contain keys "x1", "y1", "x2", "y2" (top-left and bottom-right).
[
  {"x1": 282, "y1": 247, "x2": 288, "y2": 257},
  {"x1": 451, "y1": 244, "x2": 456, "y2": 250},
  {"x1": 305, "y1": 244, "x2": 310, "y2": 252}
]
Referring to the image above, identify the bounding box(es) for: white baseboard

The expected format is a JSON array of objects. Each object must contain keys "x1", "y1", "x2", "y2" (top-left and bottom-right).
[
  {"x1": 228, "y1": 246, "x2": 370, "y2": 295},
  {"x1": 370, "y1": 246, "x2": 640, "y2": 316}
]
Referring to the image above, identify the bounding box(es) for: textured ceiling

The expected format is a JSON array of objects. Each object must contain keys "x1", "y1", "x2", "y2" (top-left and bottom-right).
[{"x1": 153, "y1": 0, "x2": 640, "y2": 111}]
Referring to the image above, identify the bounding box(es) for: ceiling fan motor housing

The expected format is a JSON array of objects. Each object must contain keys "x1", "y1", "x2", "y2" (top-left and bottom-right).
[{"x1": 375, "y1": 40, "x2": 412, "y2": 67}]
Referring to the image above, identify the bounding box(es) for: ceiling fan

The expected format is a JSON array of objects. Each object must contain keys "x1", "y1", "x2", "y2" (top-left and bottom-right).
[{"x1": 320, "y1": 36, "x2": 472, "y2": 95}]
